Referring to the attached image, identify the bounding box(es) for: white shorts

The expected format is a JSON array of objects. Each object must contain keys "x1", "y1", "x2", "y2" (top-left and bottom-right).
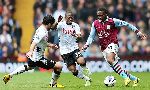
[{"x1": 102, "y1": 43, "x2": 120, "y2": 64}]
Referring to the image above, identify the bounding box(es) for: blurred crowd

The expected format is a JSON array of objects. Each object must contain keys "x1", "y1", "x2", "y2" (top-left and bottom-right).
[
  {"x1": 0, "y1": 0, "x2": 22, "y2": 59},
  {"x1": 33, "y1": 0, "x2": 150, "y2": 59}
]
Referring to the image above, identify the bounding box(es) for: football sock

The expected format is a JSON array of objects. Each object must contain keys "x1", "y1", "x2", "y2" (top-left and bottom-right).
[
  {"x1": 112, "y1": 63, "x2": 137, "y2": 80},
  {"x1": 73, "y1": 70, "x2": 90, "y2": 81},
  {"x1": 112, "y1": 63, "x2": 128, "y2": 79},
  {"x1": 9, "y1": 65, "x2": 31, "y2": 77},
  {"x1": 123, "y1": 70, "x2": 137, "y2": 80},
  {"x1": 50, "y1": 70, "x2": 61, "y2": 85}
]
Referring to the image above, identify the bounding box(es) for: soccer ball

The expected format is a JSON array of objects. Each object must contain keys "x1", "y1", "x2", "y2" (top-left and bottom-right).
[{"x1": 104, "y1": 75, "x2": 116, "y2": 87}]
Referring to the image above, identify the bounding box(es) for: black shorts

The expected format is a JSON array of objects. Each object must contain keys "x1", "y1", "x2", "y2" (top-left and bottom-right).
[
  {"x1": 61, "y1": 49, "x2": 83, "y2": 67},
  {"x1": 27, "y1": 57, "x2": 56, "y2": 70}
]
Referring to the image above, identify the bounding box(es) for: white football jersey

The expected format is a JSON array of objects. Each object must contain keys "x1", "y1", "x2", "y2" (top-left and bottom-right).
[
  {"x1": 57, "y1": 21, "x2": 81, "y2": 55},
  {"x1": 31, "y1": 25, "x2": 48, "y2": 61}
]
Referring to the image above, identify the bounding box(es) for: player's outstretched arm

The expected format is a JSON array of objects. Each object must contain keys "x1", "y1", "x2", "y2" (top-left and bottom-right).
[
  {"x1": 26, "y1": 42, "x2": 37, "y2": 58},
  {"x1": 51, "y1": 15, "x2": 63, "y2": 30},
  {"x1": 82, "y1": 23, "x2": 96, "y2": 51},
  {"x1": 113, "y1": 18, "x2": 147, "y2": 40}
]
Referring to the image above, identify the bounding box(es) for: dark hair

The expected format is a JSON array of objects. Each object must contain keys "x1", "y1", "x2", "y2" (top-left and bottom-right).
[
  {"x1": 42, "y1": 15, "x2": 55, "y2": 25},
  {"x1": 97, "y1": 7, "x2": 108, "y2": 14},
  {"x1": 65, "y1": 10, "x2": 73, "y2": 17}
]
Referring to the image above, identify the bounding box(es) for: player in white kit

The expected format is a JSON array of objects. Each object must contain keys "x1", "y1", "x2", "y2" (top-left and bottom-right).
[
  {"x1": 3, "y1": 15, "x2": 64, "y2": 88},
  {"x1": 57, "y1": 11, "x2": 91, "y2": 86}
]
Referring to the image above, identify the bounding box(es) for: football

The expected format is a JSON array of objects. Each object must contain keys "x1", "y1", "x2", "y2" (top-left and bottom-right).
[{"x1": 104, "y1": 75, "x2": 116, "y2": 87}]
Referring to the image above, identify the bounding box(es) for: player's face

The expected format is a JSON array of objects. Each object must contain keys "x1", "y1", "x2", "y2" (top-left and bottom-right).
[
  {"x1": 47, "y1": 23, "x2": 52, "y2": 30},
  {"x1": 97, "y1": 11, "x2": 107, "y2": 21},
  {"x1": 66, "y1": 13, "x2": 74, "y2": 24}
]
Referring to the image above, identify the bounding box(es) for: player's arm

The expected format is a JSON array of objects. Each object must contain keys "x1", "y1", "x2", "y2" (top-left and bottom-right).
[
  {"x1": 113, "y1": 18, "x2": 147, "y2": 40},
  {"x1": 26, "y1": 30, "x2": 45, "y2": 58},
  {"x1": 51, "y1": 15, "x2": 63, "y2": 30},
  {"x1": 82, "y1": 23, "x2": 96, "y2": 51},
  {"x1": 72, "y1": 24, "x2": 82, "y2": 42},
  {"x1": 26, "y1": 42, "x2": 37, "y2": 58}
]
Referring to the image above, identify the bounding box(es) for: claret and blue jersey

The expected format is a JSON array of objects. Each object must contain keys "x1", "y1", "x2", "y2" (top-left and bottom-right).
[{"x1": 86, "y1": 17, "x2": 139, "y2": 51}]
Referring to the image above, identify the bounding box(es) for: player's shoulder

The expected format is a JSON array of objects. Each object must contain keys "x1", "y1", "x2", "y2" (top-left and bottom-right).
[
  {"x1": 57, "y1": 21, "x2": 66, "y2": 29},
  {"x1": 36, "y1": 25, "x2": 47, "y2": 34},
  {"x1": 107, "y1": 18, "x2": 115, "y2": 23},
  {"x1": 72, "y1": 22, "x2": 79, "y2": 27},
  {"x1": 93, "y1": 20, "x2": 99, "y2": 26}
]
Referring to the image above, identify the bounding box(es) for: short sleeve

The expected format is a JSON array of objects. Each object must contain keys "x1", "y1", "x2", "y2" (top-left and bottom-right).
[{"x1": 33, "y1": 29, "x2": 46, "y2": 43}]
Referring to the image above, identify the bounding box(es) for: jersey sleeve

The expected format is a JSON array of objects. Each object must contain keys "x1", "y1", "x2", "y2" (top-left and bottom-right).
[
  {"x1": 85, "y1": 22, "x2": 96, "y2": 45},
  {"x1": 33, "y1": 29, "x2": 46, "y2": 43},
  {"x1": 113, "y1": 18, "x2": 138, "y2": 32}
]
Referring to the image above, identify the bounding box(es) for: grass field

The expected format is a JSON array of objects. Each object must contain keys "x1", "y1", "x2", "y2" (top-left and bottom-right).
[{"x1": 0, "y1": 71, "x2": 150, "y2": 90}]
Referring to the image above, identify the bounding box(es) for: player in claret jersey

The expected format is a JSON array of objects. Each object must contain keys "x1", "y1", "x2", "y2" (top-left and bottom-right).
[
  {"x1": 82, "y1": 7, "x2": 147, "y2": 87},
  {"x1": 56, "y1": 10, "x2": 91, "y2": 86}
]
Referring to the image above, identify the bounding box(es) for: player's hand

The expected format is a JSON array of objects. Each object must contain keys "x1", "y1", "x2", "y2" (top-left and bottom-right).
[
  {"x1": 49, "y1": 44, "x2": 59, "y2": 49},
  {"x1": 71, "y1": 30, "x2": 79, "y2": 37},
  {"x1": 137, "y1": 32, "x2": 147, "y2": 40},
  {"x1": 26, "y1": 50, "x2": 33, "y2": 59},
  {"x1": 58, "y1": 15, "x2": 63, "y2": 22},
  {"x1": 82, "y1": 44, "x2": 89, "y2": 51}
]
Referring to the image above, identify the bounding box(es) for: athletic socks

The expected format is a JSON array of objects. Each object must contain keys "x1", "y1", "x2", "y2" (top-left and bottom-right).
[
  {"x1": 112, "y1": 63, "x2": 137, "y2": 80},
  {"x1": 9, "y1": 65, "x2": 31, "y2": 77},
  {"x1": 50, "y1": 71, "x2": 61, "y2": 85}
]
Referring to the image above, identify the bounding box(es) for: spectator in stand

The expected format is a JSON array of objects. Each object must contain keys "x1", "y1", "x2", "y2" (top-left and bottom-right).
[
  {"x1": 34, "y1": 7, "x2": 43, "y2": 29},
  {"x1": 53, "y1": 0, "x2": 65, "y2": 20},
  {"x1": 0, "y1": 23, "x2": 13, "y2": 57},
  {"x1": 0, "y1": 0, "x2": 22, "y2": 58}
]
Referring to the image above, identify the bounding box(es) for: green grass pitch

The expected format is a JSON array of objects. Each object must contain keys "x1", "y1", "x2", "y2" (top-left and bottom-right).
[{"x1": 0, "y1": 71, "x2": 150, "y2": 90}]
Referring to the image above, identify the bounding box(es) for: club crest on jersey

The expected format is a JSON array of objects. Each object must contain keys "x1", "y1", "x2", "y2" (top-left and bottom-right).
[{"x1": 107, "y1": 25, "x2": 110, "y2": 29}]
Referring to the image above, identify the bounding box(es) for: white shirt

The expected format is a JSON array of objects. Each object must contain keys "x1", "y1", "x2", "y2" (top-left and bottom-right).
[
  {"x1": 57, "y1": 21, "x2": 81, "y2": 55},
  {"x1": 0, "y1": 33, "x2": 12, "y2": 44},
  {"x1": 31, "y1": 25, "x2": 48, "y2": 61}
]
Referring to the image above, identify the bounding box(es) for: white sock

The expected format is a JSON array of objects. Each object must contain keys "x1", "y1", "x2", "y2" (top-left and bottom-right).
[
  {"x1": 50, "y1": 71, "x2": 60, "y2": 85},
  {"x1": 9, "y1": 65, "x2": 30, "y2": 77},
  {"x1": 76, "y1": 70, "x2": 90, "y2": 81}
]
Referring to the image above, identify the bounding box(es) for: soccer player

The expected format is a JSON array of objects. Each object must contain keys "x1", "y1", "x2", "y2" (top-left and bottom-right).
[
  {"x1": 56, "y1": 10, "x2": 91, "y2": 86},
  {"x1": 82, "y1": 7, "x2": 147, "y2": 87},
  {"x1": 3, "y1": 15, "x2": 64, "y2": 88}
]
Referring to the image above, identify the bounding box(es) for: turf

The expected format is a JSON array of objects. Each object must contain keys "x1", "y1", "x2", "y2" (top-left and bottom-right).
[{"x1": 0, "y1": 71, "x2": 150, "y2": 90}]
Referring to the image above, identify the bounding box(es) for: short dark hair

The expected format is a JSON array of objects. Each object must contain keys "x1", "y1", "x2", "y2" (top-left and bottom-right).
[
  {"x1": 65, "y1": 10, "x2": 73, "y2": 17},
  {"x1": 97, "y1": 7, "x2": 108, "y2": 14},
  {"x1": 42, "y1": 15, "x2": 55, "y2": 25}
]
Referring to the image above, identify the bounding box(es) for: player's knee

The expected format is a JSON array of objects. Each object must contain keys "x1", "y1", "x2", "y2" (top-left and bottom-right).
[
  {"x1": 55, "y1": 62, "x2": 63, "y2": 69},
  {"x1": 72, "y1": 70, "x2": 78, "y2": 76},
  {"x1": 106, "y1": 53, "x2": 116, "y2": 65},
  {"x1": 24, "y1": 65, "x2": 33, "y2": 71},
  {"x1": 28, "y1": 59, "x2": 36, "y2": 67},
  {"x1": 77, "y1": 57, "x2": 85, "y2": 65},
  {"x1": 24, "y1": 65, "x2": 28, "y2": 71}
]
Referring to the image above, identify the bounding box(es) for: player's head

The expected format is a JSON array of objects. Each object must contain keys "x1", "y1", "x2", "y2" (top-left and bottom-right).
[
  {"x1": 42, "y1": 15, "x2": 55, "y2": 29},
  {"x1": 65, "y1": 10, "x2": 74, "y2": 25},
  {"x1": 97, "y1": 7, "x2": 108, "y2": 21}
]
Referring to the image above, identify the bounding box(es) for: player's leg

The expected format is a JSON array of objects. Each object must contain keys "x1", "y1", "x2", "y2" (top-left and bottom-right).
[
  {"x1": 3, "y1": 59, "x2": 35, "y2": 84},
  {"x1": 67, "y1": 64, "x2": 91, "y2": 86},
  {"x1": 74, "y1": 50, "x2": 91, "y2": 76},
  {"x1": 104, "y1": 43, "x2": 138, "y2": 86},
  {"x1": 76, "y1": 57, "x2": 91, "y2": 76},
  {"x1": 50, "y1": 61, "x2": 64, "y2": 87},
  {"x1": 37, "y1": 57, "x2": 64, "y2": 87}
]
